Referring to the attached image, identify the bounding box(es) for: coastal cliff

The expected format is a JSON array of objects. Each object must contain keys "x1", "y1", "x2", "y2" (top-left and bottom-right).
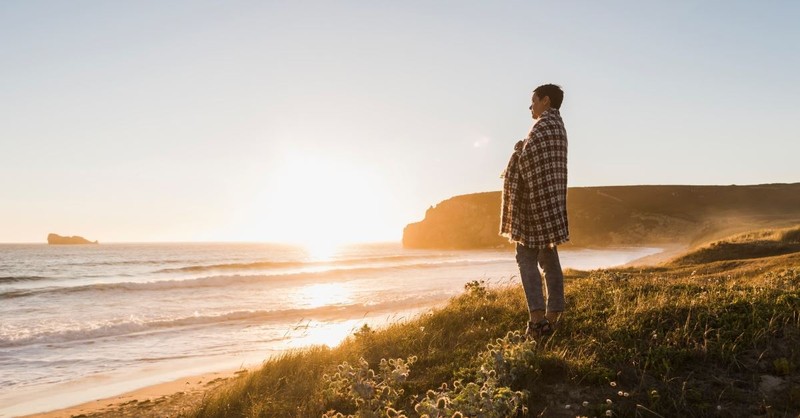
[
  {"x1": 403, "y1": 183, "x2": 800, "y2": 249},
  {"x1": 47, "y1": 233, "x2": 98, "y2": 245}
]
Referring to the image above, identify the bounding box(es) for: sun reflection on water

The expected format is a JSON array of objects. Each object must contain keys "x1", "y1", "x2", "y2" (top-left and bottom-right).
[
  {"x1": 302, "y1": 240, "x2": 342, "y2": 262},
  {"x1": 292, "y1": 282, "x2": 353, "y2": 309}
]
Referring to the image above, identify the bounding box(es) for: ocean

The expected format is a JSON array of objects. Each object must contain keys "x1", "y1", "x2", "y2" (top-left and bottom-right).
[{"x1": 0, "y1": 242, "x2": 661, "y2": 416}]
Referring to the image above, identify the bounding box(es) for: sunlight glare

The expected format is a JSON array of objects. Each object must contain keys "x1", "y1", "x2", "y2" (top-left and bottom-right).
[
  {"x1": 303, "y1": 239, "x2": 342, "y2": 261},
  {"x1": 246, "y1": 151, "x2": 395, "y2": 245},
  {"x1": 292, "y1": 282, "x2": 353, "y2": 309}
]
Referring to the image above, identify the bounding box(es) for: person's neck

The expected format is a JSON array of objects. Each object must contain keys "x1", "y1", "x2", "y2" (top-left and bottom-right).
[{"x1": 535, "y1": 108, "x2": 554, "y2": 120}]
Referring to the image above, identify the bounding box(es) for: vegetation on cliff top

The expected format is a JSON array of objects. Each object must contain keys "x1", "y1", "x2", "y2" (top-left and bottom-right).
[
  {"x1": 671, "y1": 225, "x2": 800, "y2": 266},
  {"x1": 191, "y1": 225, "x2": 800, "y2": 417}
]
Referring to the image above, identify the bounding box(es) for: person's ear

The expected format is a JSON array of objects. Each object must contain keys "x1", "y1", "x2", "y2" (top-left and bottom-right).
[{"x1": 542, "y1": 96, "x2": 551, "y2": 107}]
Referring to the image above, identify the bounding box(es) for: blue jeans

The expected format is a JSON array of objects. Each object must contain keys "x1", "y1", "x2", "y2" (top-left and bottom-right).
[{"x1": 515, "y1": 244, "x2": 565, "y2": 314}]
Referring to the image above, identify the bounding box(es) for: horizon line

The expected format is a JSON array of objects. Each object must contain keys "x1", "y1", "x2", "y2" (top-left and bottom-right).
[{"x1": 0, "y1": 240, "x2": 402, "y2": 245}]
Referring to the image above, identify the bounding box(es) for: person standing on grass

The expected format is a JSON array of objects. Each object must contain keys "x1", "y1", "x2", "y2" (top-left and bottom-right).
[{"x1": 500, "y1": 84, "x2": 569, "y2": 339}]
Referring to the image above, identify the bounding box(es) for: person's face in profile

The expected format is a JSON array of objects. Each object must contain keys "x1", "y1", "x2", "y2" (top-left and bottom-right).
[{"x1": 529, "y1": 93, "x2": 551, "y2": 120}]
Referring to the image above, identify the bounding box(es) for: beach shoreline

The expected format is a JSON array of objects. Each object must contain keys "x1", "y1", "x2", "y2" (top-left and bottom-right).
[
  {"x1": 622, "y1": 243, "x2": 687, "y2": 267},
  {"x1": 20, "y1": 368, "x2": 245, "y2": 418}
]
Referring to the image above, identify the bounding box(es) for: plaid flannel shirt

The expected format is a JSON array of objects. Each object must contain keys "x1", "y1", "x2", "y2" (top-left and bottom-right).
[{"x1": 500, "y1": 108, "x2": 569, "y2": 248}]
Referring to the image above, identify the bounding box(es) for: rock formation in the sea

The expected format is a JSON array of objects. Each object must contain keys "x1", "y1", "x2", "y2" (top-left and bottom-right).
[
  {"x1": 403, "y1": 183, "x2": 800, "y2": 249},
  {"x1": 47, "y1": 233, "x2": 99, "y2": 245}
]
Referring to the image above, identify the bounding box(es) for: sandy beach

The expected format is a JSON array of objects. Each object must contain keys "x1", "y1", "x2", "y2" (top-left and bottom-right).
[
  {"x1": 21, "y1": 368, "x2": 246, "y2": 418},
  {"x1": 622, "y1": 243, "x2": 687, "y2": 267}
]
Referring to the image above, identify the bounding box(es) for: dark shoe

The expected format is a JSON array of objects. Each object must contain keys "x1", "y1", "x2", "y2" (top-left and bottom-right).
[{"x1": 525, "y1": 318, "x2": 553, "y2": 339}]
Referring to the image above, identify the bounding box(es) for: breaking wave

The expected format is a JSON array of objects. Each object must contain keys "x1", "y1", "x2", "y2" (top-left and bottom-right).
[
  {"x1": 1, "y1": 258, "x2": 507, "y2": 299},
  {"x1": 0, "y1": 294, "x2": 444, "y2": 348},
  {"x1": 154, "y1": 254, "x2": 446, "y2": 274},
  {"x1": 0, "y1": 276, "x2": 48, "y2": 284}
]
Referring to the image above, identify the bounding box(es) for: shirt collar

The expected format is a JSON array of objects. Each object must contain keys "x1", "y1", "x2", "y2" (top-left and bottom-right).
[{"x1": 541, "y1": 108, "x2": 559, "y2": 118}]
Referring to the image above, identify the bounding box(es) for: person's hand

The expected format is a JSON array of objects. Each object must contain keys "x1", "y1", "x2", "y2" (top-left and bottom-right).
[{"x1": 514, "y1": 140, "x2": 524, "y2": 152}]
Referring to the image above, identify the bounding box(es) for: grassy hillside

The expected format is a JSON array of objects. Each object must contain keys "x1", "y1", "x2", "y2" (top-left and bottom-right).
[
  {"x1": 188, "y1": 226, "x2": 800, "y2": 417},
  {"x1": 670, "y1": 225, "x2": 800, "y2": 265},
  {"x1": 402, "y1": 183, "x2": 800, "y2": 249}
]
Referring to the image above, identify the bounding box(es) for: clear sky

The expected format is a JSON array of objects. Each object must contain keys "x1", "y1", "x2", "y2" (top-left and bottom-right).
[{"x1": 1, "y1": 1, "x2": 798, "y2": 244}]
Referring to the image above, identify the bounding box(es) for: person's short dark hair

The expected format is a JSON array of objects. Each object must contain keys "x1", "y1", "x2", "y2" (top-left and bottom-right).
[{"x1": 533, "y1": 84, "x2": 564, "y2": 110}]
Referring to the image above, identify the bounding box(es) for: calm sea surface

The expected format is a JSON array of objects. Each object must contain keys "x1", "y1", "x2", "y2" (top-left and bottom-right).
[{"x1": 0, "y1": 242, "x2": 660, "y2": 416}]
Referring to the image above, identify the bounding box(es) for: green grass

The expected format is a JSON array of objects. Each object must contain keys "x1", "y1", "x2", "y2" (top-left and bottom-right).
[{"x1": 190, "y1": 232, "x2": 800, "y2": 417}]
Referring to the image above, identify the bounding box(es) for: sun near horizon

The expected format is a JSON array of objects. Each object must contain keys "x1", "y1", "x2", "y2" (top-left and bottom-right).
[
  {"x1": 5, "y1": 147, "x2": 405, "y2": 248},
  {"x1": 2, "y1": 2, "x2": 798, "y2": 247},
  {"x1": 238, "y1": 150, "x2": 400, "y2": 252}
]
